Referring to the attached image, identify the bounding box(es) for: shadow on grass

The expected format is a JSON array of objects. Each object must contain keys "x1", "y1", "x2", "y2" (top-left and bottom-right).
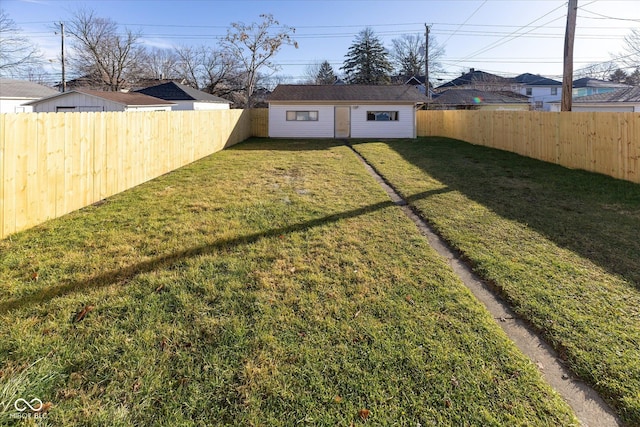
[
  {"x1": 374, "y1": 137, "x2": 640, "y2": 288},
  {"x1": 229, "y1": 138, "x2": 346, "y2": 151},
  {"x1": 0, "y1": 188, "x2": 448, "y2": 314}
]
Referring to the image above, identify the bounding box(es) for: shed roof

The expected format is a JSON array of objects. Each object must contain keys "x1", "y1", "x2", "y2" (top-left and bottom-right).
[
  {"x1": 135, "y1": 82, "x2": 231, "y2": 103},
  {"x1": 432, "y1": 89, "x2": 529, "y2": 106},
  {"x1": 0, "y1": 78, "x2": 58, "y2": 98},
  {"x1": 268, "y1": 84, "x2": 428, "y2": 103},
  {"x1": 26, "y1": 89, "x2": 174, "y2": 106}
]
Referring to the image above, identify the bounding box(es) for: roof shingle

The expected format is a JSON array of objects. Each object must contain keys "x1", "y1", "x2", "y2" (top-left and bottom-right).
[
  {"x1": 135, "y1": 82, "x2": 231, "y2": 103},
  {"x1": 267, "y1": 84, "x2": 428, "y2": 103}
]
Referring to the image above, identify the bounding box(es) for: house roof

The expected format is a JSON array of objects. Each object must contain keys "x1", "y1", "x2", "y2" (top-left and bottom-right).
[
  {"x1": 570, "y1": 86, "x2": 640, "y2": 103},
  {"x1": 26, "y1": 89, "x2": 174, "y2": 106},
  {"x1": 0, "y1": 78, "x2": 58, "y2": 98},
  {"x1": 513, "y1": 73, "x2": 562, "y2": 86},
  {"x1": 572, "y1": 78, "x2": 630, "y2": 89},
  {"x1": 436, "y1": 69, "x2": 510, "y2": 89},
  {"x1": 267, "y1": 84, "x2": 428, "y2": 103},
  {"x1": 135, "y1": 82, "x2": 231, "y2": 103},
  {"x1": 432, "y1": 89, "x2": 529, "y2": 106}
]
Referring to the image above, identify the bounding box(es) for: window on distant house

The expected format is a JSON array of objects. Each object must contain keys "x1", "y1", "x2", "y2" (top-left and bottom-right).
[
  {"x1": 367, "y1": 111, "x2": 399, "y2": 121},
  {"x1": 286, "y1": 111, "x2": 318, "y2": 121},
  {"x1": 56, "y1": 106, "x2": 76, "y2": 112},
  {"x1": 526, "y1": 88, "x2": 532, "y2": 96},
  {"x1": 551, "y1": 87, "x2": 558, "y2": 95}
]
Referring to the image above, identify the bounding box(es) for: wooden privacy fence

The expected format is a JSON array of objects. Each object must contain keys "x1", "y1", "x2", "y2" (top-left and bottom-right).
[
  {"x1": 1, "y1": 109, "x2": 252, "y2": 239},
  {"x1": 417, "y1": 110, "x2": 640, "y2": 184}
]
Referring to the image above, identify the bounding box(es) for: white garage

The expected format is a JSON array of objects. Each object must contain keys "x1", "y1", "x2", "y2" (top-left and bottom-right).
[{"x1": 267, "y1": 85, "x2": 428, "y2": 139}]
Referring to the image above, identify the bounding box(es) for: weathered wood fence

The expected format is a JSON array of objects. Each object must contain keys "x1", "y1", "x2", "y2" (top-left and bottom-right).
[
  {"x1": 417, "y1": 110, "x2": 639, "y2": 184},
  {"x1": 1, "y1": 110, "x2": 251, "y2": 239},
  {"x1": 2, "y1": 109, "x2": 638, "y2": 239}
]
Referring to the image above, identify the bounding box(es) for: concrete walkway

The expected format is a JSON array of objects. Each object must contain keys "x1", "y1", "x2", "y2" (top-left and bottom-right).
[{"x1": 348, "y1": 144, "x2": 621, "y2": 427}]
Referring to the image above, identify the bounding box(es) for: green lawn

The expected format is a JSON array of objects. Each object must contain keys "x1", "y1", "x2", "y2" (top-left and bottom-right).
[
  {"x1": 352, "y1": 137, "x2": 640, "y2": 426},
  {"x1": 0, "y1": 139, "x2": 578, "y2": 426}
]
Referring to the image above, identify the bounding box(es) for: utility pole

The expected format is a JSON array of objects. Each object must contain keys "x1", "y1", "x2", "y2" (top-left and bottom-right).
[
  {"x1": 425, "y1": 24, "x2": 431, "y2": 100},
  {"x1": 59, "y1": 22, "x2": 66, "y2": 92},
  {"x1": 561, "y1": 0, "x2": 577, "y2": 111}
]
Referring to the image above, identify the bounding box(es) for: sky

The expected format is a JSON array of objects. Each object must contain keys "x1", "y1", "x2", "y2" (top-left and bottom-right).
[{"x1": 2, "y1": 0, "x2": 639, "y2": 86}]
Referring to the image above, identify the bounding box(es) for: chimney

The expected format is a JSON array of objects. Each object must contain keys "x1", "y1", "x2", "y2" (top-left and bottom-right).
[{"x1": 470, "y1": 68, "x2": 475, "y2": 73}]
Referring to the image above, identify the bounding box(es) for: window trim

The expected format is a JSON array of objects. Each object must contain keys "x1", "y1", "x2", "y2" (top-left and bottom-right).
[
  {"x1": 286, "y1": 110, "x2": 319, "y2": 121},
  {"x1": 366, "y1": 111, "x2": 399, "y2": 121}
]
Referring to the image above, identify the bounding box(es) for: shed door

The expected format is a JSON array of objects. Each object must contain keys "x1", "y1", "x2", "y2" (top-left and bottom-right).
[{"x1": 334, "y1": 106, "x2": 350, "y2": 138}]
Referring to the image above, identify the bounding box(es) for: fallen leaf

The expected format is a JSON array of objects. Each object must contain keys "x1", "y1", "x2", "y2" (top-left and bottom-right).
[
  {"x1": 74, "y1": 305, "x2": 95, "y2": 322},
  {"x1": 405, "y1": 295, "x2": 415, "y2": 305},
  {"x1": 451, "y1": 376, "x2": 459, "y2": 388},
  {"x1": 155, "y1": 284, "x2": 164, "y2": 293},
  {"x1": 160, "y1": 337, "x2": 167, "y2": 351},
  {"x1": 38, "y1": 402, "x2": 53, "y2": 413},
  {"x1": 289, "y1": 266, "x2": 296, "y2": 273},
  {"x1": 334, "y1": 395, "x2": 342, "y2": 403},
  {"x1": 353, "y1": 310, "x2": 361, "y2": 319},
  {"x1": 444, "y1": 399, "x2": 452, "y2": 408},
  {"x1": 358, "y1": 408, "x2": 370, "y2": 420},
  {"x1": 133, "y1": 380, "x2": 141, "y2": 392},
  {"x1": 31, "y1": 272, "x2": 39, "y2": 281}
]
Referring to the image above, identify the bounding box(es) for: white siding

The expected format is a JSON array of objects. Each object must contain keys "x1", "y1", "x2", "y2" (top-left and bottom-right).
[
  {"x1": 123, "y1": 105, "x2": 172, "y2": 112},
  {"x1": 0, "y1": 98, "x2": 34, "y2": 113},
  {"x1": 171, "y1": 101, "x2": 229, "y2": 111},
  {"x1": 350, "y1": 104, "x2": 416, "y2": 138},
  {"x1": 269, "y1": 104, "x2": 334, "y2": 138}
]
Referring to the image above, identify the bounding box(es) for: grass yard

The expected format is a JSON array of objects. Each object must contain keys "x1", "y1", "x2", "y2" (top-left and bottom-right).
[
  {"x1": 352, "y1": 137, "x2": 640, "y2": 426},
  {"x1": 0, "y1": 139, "x2": 578, "y2": 426}
]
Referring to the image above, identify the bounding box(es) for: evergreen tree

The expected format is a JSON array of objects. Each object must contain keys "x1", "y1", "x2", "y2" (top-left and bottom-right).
[
  {"x1": 342, "y1": 28, "x2": 393, "y2": 84},
  {"x1": 609, "y1": 68, "x2": 628, "y2": 83},
  {"x1": 316, "y1": 60, "x2": 336, "y2": 84},
  {"x1": 625, "y1": 68, "x2": 640, "y2": 86}
]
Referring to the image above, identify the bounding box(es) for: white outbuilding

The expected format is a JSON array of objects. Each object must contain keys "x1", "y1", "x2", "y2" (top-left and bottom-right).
[
  {"x1": 0, "y1": 78, "x2": 58, "y2": 113},
  {"x1": 267, "y1": 85, "x2": 428, "y2": 139},
  {"x1": 25, "y1": 89, "x2": 174, "y2": 112}
]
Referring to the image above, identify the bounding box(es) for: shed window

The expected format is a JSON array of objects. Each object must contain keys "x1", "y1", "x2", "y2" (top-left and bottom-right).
[
  {"x1": 526, "y1": 88, "x2": 532, "y2": 96},
  {"x1": 367, "y1": 111, "x2": 399, "y2": 121},
  {"x1": 286, "y1": 111, "x2": 318, "y2": 121},
  {"x1": 551, "y1": 87, "x2": 558, "y2": 95}
]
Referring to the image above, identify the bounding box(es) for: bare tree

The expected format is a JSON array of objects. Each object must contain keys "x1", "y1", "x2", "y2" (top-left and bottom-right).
[
  {"x1": 619, "y1": 28, "x2": 640, "y2": 71},
  {"x1": 575, "y1": 61, "x2": 618, "y2": 80},
  {"x1": 174, "y1": 45, "x2": 242, "y2": 97},
  {"x1": 223, "y1": 14, "x2": 297, "y2": 107},
  {"x1": 0, "y1": 9, "x2": 43, "y2": 77},
  {"x1": 141, "y1": 47, "x2": 180, "y2": 80},
  {"x1": 66, "y1": 8, "x2": 146, "y2": 91},
  {"x1": 390, "y1": 33, "x2": 445, "y2": 79}
]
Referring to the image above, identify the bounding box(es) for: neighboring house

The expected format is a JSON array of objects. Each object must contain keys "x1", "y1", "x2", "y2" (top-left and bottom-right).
[
  {"x1": 431, "y1": 89, "x2": 530, "y2": 111},
  {"x1": 135, "y1": 82, "x2": 231, "y2": 110},
  {"x1": 435, "y1": 68, "x2": 517, "y2": 92},
  {"x1": 267, "y1": 84, "x2": 428, "y2": 139},
  {"x1": 0, "y1": 79, "x2": 58, "y2": 113},
  {"x1": 513, "y1": 73, "x2": 562, "y2": 111},
  {"x1": 548, "y1": 86, "x2": 640, "y2": 112},
  {"x1": 572, "y1": 78, "x2": 630, "y2": 97},
  {"x1": 25, "y1": 89, "x2": 174, "y2": 112}
]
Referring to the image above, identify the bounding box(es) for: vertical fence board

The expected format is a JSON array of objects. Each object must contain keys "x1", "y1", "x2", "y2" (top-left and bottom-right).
[{"x1": 2, "y1": 109, "x2": 639, "y2": 240}]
